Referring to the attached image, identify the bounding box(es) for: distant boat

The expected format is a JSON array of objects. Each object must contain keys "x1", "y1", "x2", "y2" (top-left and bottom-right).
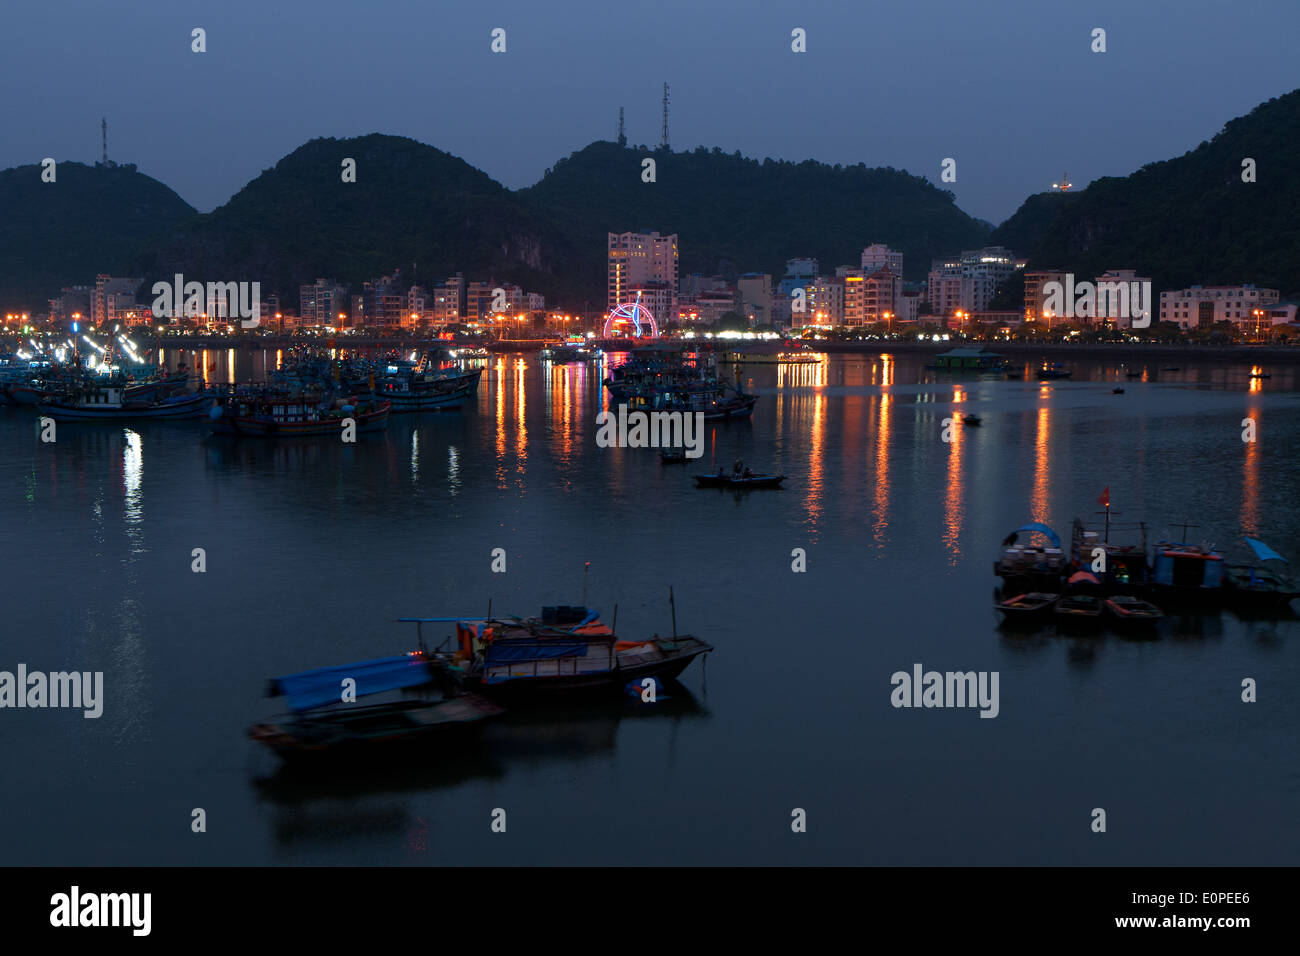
[
  {"x1": 1125, "y1": 370, "x2": 1143, "y2": 378},
  {"x1": 926, "y1": 348, "x2": 1007, "y2": 372},
  {"x1": 1112, "y1": 388, "x2": 1125, "y2": 394},
  {"x1": 1224, "y1": 538, "x2": 1298, "y2": 614},
  {"x1": 375, "y1": 367, "x2": 482, "y2": 412},
  {"x1": 1005, "y1": 371, "x2": 1023, "y2": 380},
  {"x1": 1248, "y1": 371, "x2": 1271, "y2": 380},
  {"x1": 996, "y1": 592, "x2": 1060, "y2": 624},
  {"x1": 659, "y1": 449, "x2": 688, "y2": 464},
  {"x1": 694, "y1": 472, "x2": 785, "y2": 489},
  {"x1": 1161, "y1": 366, "x2": 1181, "y2": 371},
  {"x1": 1036, "y1": 362, "x2": 1072, "y2": 380},
  {"x1": 961, "y1": 413, "x2": 982, "y2": 427}
]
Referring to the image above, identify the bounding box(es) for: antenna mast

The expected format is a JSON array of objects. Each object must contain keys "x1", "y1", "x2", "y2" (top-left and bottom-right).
[
  {"x1": 617, "y1": 107, "x2": 626, "y2": 147},
  {"x1": 660, "y1": 83, "x2": 669, "y2": 150},
  {"x1": 101, "y1": 117, "x2": 108, "y2": 165}
]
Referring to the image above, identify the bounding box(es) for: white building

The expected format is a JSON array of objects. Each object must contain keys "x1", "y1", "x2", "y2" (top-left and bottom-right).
[
  {"x1": 861, "y1": 243, "x2": 903, "y2": 278},
  {"x1": 1159, "y1": 284, "x2": 1280, "y2": 330}
]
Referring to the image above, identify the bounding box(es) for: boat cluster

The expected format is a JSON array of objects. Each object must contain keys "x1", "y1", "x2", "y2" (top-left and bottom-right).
[
  {"x1": 1, "y1": 347, "x2": 483, "y2": 434},
  {"x1": 994, "y1": 515, "x2": 1297, "y2": 633},
  {"x1": 248, "y1": 603, "x2": 713, "y2": 762},
  {"x1": 604, "y1": 345, "x2": 758, "y2": 422}
]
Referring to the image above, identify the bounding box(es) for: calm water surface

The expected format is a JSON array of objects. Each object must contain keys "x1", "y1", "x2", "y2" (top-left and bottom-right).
[{"x1": 2, "y1": 352, "x2": 1297, "y2": 864}]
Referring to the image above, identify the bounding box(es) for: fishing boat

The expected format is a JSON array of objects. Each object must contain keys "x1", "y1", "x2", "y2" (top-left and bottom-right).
[
  {"x1": 961, "y1": 413, "x2": 982, "y2": 427},
  {"x1": 1147, "y1": 525, "x2": 1225, "y2": 606},
  {"x1": 726, "y1": 344, "x2": 821, "y2": 365},
  {"x1": 249, "y1": 652, "x2": 503, "y2": 761},
  {"x1": 540, "y1": 342, "x2": 603, "y2": 363},
  {"x1": 431, "y1": 604, "x2": 712, "y2": 699},
  {"x1": 996, "y1": 592, "x2": 1060, "y2": 624},
  {"x1": 1223, "y1": 538, "x2": 1298, "y2": 613},
  {"x1": 1112, "y1": 388, "x2": 1125, "y2": 394},
  {"x1": 375, "y1": 367, "x2": 481, "y2": 411},
  {"x1": 1055, "y1": 594, "x2": 1104, "y2": 627},
  {"x1": 1069, "y1": 511, "x2": 1150, "y2": 594},
  {"x1": 1036, "y1": 362, "x2": 1072, "y2": 380},
  {"x1": 994, "y1": 523, "x2": 1068, "y2": 593},
  {"x1": 1104, "y1": 596, "x2": 1165, "y2": 630},
  {"x1": 209, "y1": 392, "x2": 391, "y2": 437},
  {"x1": 1161, "y1": 366, "x2": 1181, "y2": 372},
  {"x1": 659, "y1": 449, "x2": 688, "y2": 464},
  {"x1": 694, "y1": 471, "x2": 785, "y2": 489},
  {"x1": 39, "y1": 385, "x2": 209, "y2": 421}
]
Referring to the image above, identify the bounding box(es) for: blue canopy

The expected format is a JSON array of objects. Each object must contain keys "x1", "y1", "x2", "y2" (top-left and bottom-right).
[
  {"x1": 1015, "y1": 523, "x2": 1061, "y2": 549},
  {"x1": 1245, "y1": 537, "x2": 1288, "y2": 563},
  {"x1": 270, "y1": 655, "x2": 434, "y2": 712}
]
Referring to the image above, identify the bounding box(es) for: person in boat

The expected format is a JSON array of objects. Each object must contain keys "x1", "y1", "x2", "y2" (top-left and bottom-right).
[
  {"x1": 743, "y1": 467, "x2": 753, "y2": 478},
  {"x1": 733, "y1": 458, "x2": 744, "y2": 476},
  {"x1": 1002, "y1": 531, "x2": 1018, "y2": 546}
]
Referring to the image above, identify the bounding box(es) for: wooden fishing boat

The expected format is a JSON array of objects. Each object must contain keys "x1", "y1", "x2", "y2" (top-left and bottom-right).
[
  {"x1": 248, "y1": 692, "x2": 503, "y2": 761},
  {"x1": 996, "y1": 592, "x2": 1060, "y2": 623},
  {"x1": 375, "y1": 369, "x2": 480, "y2": 411},
  {"x1": 250, "y1": 650, "x2": 503, "y2": 761},
  {"x1": 694, "y1": 472, "x2": 785, "y2": 489},
  {"x1": 1147, "y1": 534, "x2": 1225, "y2": 606},
  {"x1": 994, "y1": 522, "x2": 1068, "y2": 593},
  {"x1": 1223, "y1": 538, "x2": 1298, "y2": 613},
  {"x1": 1055, "y1": 594, "x2": 1104, "y2": 626},
  {"x1": 432, "y1": 605, "x2": 712, "y2": 699},
  {"x1": 40, "y1": 386, "x2": 209, "y2": 421},
  {"x1": 210, "y1": 393, "x2": 390, "y2": 436},
  {"x1": 1104, "y1": 595, "x2": 1165, "y2": 629}
]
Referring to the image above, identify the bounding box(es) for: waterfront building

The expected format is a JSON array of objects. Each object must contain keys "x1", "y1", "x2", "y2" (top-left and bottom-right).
[{"x1": 1159, "y1": 284, "x2": 1280, "y2": 330}]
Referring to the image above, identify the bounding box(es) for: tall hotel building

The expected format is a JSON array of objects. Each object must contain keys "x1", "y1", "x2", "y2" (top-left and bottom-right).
[{"x1": 608, "y1": 231, "x2": 678, "y2": 325}]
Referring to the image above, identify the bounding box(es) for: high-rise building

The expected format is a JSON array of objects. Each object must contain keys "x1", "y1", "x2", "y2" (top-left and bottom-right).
[
  {"x1": 608, "y1": 231, "x2": 678, "y2": 325},
  {"x1": 838, "y1": 267, "x2": 866, "y2": 326},
  {"x1": 299, "y1": 278, "x2": 349, "y2": 325},
  {"x1": 1023, "y1": 270, "x2": 1069, "y2": 328},
  {"x1": 737, "y1": 274, "x2": 773, "y2": 327},
  {"x1": 805, "y1": 277, "x2": 844, "y2": 326},
  {"x1": 92, "y1": 274, "x2": 142, "y2": 327},
  {"x1": 927, "y1": 246, "x2": 1018, "y2": 320},
  {"x1": 863, "y1": 267, "x2": 902, "y2": 326}
]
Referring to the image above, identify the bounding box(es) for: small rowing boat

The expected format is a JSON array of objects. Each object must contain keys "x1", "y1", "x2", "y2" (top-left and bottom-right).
[
  {"x1": 694, "y1": 472, "x2": 785, "y2": 489},
  {"x1": 1104, "y1": 595, "x2": 1164, "y2": 629},
  {"x1": 996, "y1": 592, "x2": 1060, "y2": 624}
]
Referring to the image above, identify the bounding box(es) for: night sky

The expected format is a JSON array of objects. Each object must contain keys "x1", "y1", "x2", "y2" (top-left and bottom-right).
[{"x1": 3, "y1": 0, "x2": 1296, "y2": 223}]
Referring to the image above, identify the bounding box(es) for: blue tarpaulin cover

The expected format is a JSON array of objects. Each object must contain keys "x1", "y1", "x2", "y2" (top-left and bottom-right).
[
  {"x1": 270, "y1": 655, "x2": 433, "y2": 712},
  {"x1": 1015, "y1": 523, "x2": 1061, "y2": 549},
  {"x1": 1245, "y1": 538, "x2": 1287, "y2": 563}
]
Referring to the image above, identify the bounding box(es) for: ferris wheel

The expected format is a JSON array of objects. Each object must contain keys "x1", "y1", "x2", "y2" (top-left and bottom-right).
[{"x1": 603, "y1": 290, "x2": 659, "y2": 338}]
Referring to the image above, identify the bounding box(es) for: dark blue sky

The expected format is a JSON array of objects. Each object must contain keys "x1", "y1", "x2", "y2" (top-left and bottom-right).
[{"x1": 4, "y1": 0, "x2": 1296, "y2": 224}]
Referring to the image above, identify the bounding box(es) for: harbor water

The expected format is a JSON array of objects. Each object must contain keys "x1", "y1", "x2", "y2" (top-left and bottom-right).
[{"x1": 1, "y1": 352, "x2": 1297, "y2": 864}]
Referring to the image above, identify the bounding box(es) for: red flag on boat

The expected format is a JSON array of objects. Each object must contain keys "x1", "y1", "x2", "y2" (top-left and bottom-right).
[{"x1": 1098, "y1": 486, "x2": 1110, "y2": 507}]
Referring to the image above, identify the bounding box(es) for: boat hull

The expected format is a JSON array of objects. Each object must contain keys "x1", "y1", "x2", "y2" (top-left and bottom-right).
[
  {"x1": 42, "y1": 393, "x2": 210, "y2": 421},
  {"x1": 472, "y1": 638, "x2": 711, "y2": 700},
  {"x1": 212, "y1": 403, "x2": 390, "y2": 437},
  {"x1": 694, "y1": 474, "x2": 785, "y2": 489}
]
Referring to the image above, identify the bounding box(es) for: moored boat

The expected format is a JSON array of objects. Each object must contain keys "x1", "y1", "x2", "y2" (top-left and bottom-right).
[
  {"x1": 1223, "y1": 537, "x2": 1298, "y2": 614},
  {"x1": 1104, "y1": 595, "x2": 1165, "y2": 630},
  {"x1": 996, "y1": 591, "x2": 1060, "y2": 624},
  {"x1": 250, "y1": 651, "x2": 503, "y2": 761},
  {"x1": 1147, "y1": 531, "x2": 1225, "y2": 606},
  {"x1": 40, "y1": 386, "x2": 210, "y2": 421},
  {"x1": 1055, "y1": 594, "x2": 1104, "y2": 627},
  {"x1": 994, "y1": 523, "x2": 1068, "y2": 593},
  {"x1": 1036, "y1": 362, "x2": 1072, "y2": 380},
  {"x1": 210, "y1": 392, "x2": 391, "y2": 436},
  {"x1": 434, "y1": 605, "x2": 712, "y2": 699}
]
